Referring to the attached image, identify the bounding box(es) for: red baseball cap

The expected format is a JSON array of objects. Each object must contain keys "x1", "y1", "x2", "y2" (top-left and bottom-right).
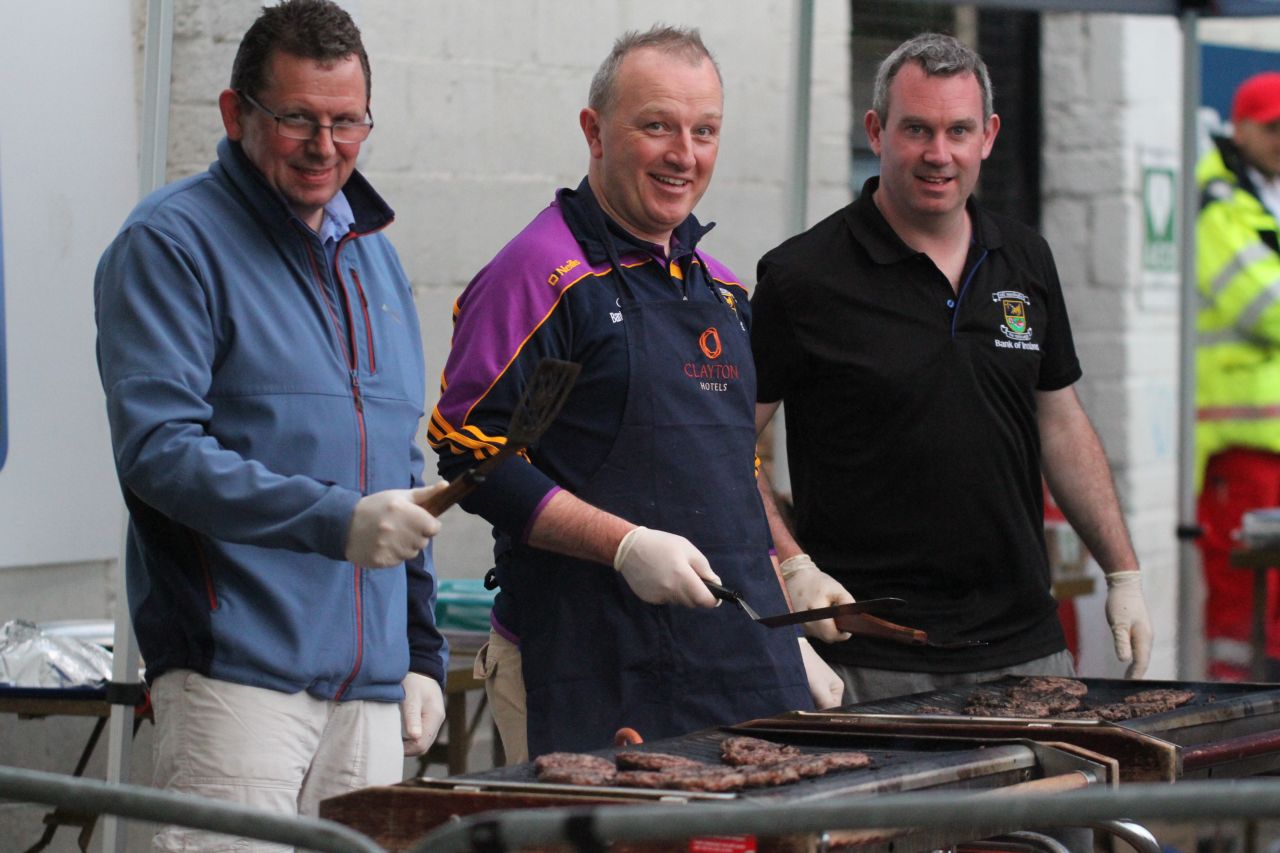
[{"x1": 1233, "y1": 72, "x2": 1280, "y2": 125}]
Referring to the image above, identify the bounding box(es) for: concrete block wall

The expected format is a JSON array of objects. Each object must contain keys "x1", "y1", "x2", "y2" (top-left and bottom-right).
[
  {"x1": 161, "y1": 0, "x2": 851, "y2": 582},
  {"x1": 1041, "y1": 13, "x2": 1182, "y2": 679}
]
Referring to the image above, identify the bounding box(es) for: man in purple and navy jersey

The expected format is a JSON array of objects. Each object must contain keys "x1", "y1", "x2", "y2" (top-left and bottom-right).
[{"x1": 430, "y1": 25, "x2": 842, "y2": 761}]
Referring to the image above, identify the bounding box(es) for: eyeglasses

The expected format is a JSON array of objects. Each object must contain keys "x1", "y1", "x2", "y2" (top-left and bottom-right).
[{"x1": 238, "y1": 91, "x2": 374, "y2": 145}]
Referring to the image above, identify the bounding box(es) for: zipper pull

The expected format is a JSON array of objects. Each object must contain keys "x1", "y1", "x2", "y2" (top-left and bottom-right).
[{"x1": 351, "y1": 370, "x2": 364, "y2": 411}]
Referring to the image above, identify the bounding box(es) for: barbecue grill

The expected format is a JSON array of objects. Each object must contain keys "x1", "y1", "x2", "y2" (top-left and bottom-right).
[
  {"x1": 321, "y1": 727, "x2": 1114, "y2": 852},
  {"x1": 736, "y1": 677, "x2": 1280, "y2": 781}
]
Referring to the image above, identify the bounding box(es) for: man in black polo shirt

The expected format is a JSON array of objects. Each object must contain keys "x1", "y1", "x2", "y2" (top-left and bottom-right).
[{"x1": 751, "y1": 32, "x2": 1154, "y2": 702}]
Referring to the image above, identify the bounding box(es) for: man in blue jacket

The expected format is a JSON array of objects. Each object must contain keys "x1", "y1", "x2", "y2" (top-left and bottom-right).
[{"x1": 94, "y1": 1, "x2": 446, "y2": 846}]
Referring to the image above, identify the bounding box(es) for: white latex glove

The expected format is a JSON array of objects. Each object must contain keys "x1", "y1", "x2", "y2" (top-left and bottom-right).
[
  {"x1": 1105, "y1": 570, "x2": 1153, "y2": 679},
  {"x1": 400, "y1": 671, "x2": 446, "y2": 756},
  {"x1": 779, "y1": 554, "x2": 855, "y2": 643},
  {"x1": 345, "y1": 483, "x2": 445, "y2": 568},
  {"x1": 613, "y1": 526, "x2": 720, "y2": 608},
  {"x1": 798, "y1": 637, "x2": 844, "y2": 709}
]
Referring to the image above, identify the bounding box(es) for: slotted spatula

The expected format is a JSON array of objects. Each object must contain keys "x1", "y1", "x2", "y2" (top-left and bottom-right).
[{"x1": 419, "y1": 358, "x2": 581, "y2": 516}]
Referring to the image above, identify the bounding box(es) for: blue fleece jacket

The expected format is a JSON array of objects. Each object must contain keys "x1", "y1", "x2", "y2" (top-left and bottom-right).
[{"x1": 95, "y1": 138, "x2": 446, "y2": 700}]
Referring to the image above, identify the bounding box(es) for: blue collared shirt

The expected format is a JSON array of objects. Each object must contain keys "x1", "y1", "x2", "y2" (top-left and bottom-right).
[{"x1": 319, "y1": 191, "x2": 355, "y2": 265}]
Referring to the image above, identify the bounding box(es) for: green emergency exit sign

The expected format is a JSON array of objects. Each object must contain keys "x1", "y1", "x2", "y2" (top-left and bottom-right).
[{"x1": 1143, "y1": 165, "x2": 1177, "y2": 274}]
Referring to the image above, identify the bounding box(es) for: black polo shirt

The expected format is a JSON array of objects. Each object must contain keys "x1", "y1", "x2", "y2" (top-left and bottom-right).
[{"x1": 751, "y1": 177, "x2": 1081, "y2": 672}]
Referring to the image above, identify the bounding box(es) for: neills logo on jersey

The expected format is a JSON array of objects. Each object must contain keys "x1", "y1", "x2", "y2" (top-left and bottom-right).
[
  {"x1": 547, "y1": 258, "x2": 581, "y2": 287},
  {"x1": 992, "y1": 290, "x2": 1033, "y2": 342},
  {"x1": 685, "y1": 327, "x2": 738, "y2": 392}
]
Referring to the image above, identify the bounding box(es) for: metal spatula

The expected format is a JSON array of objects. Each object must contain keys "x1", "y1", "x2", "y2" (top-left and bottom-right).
[
  {"x1": 419, "y1": 358, "x2": 581, "y2": 516},
  {"x1": 703, "y1": 581, "x2": 905, "y2": 625}
]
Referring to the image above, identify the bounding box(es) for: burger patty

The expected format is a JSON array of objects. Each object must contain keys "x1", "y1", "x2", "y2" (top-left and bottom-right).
[
  {"x1": 1006, "y1": 687, "x2": 1083, "y2": 713},
  {"x1": 1124, "y1": 688, "x2": 1194, "y2": 707},
  {"x1": 534, "y1": 752, "x2": 618, "y2": 785},
  {"x1": 615, "y1": 751, "x2": 706, "y2": 771},
  {"x1": 964, "y1": 699, "x2": 1052, "y2": 718},
  {"x1": 615, "y1": 765, "x2": 748, "y2": 793},
  {"x1": 720, "y1": 735, "x2": 803, "y2": 767},
  {"x1": 1014, "y1": 676, "x2": 1089, "y2": 697},
  {"x1": 614, "y1": 751, "x2": 875, "y2": 792}
]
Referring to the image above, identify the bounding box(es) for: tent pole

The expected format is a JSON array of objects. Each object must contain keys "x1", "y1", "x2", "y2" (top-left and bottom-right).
[
  {"x1": 1175, "y1": 7, "x2": 1201, "y2": 681},
  {"x1": 103, "y1": 2, "x2": 172, "y2": 851},
  {"x1": 770, "y1": 0, "x2": 816, "y2": 498},
  {"x1": 786, "y1": 0, "x2": 815, "y2": 237}
]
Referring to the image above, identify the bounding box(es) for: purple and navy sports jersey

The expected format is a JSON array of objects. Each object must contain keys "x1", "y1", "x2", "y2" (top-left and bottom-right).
[{"x1": 429, "y1": 179, "x2": 749, "y2": 543}]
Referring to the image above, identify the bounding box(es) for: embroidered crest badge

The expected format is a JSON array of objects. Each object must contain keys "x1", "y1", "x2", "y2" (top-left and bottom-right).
[{"x1": 992, "y1": 290, "x2": 1033, "y2": 342}]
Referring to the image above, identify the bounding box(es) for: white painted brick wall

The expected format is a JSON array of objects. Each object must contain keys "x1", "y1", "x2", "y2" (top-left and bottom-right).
[{"x1": 1042, "y1": 13, "x2": 1181, "y2": 679}]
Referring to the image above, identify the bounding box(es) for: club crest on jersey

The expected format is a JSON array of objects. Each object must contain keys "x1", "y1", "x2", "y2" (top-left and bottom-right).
[
  {"x1": 993, "y1": 290, "x2": 1032, "y2": 342},
  {"x1": 717, "y1": 287, "x2": 738, "y2": 312}
]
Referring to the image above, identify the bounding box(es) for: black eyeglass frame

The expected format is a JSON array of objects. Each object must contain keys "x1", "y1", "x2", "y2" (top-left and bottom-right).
[{"x1": 237, "y1": 90, "x2": 374, "y2": 145}]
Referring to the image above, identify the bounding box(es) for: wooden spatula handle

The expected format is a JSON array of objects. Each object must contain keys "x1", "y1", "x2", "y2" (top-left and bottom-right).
[
  {"x1": 418, "y1": 448, "x2": 513, "y2": 516},
  {"x1": 835, "y1": 613, "x2": 929, "y2": 646}
]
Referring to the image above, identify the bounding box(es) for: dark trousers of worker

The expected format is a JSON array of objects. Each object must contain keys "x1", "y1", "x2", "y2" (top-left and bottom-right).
[{"x1": 1197, "y1": 448, "x2": 1280, "y2": 680}]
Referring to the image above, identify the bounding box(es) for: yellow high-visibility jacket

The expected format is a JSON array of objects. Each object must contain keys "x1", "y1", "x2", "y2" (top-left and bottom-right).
[{"x1": 1196, "y1": 137, "x2": 1280, "y2": 490}]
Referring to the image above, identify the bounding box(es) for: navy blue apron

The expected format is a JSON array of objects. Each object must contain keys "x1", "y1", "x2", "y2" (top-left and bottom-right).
[{"x1": 507, "y1": 237, "x2": 812, "y2": 757}]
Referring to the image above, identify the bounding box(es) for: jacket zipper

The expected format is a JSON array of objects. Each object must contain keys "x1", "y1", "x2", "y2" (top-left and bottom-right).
[
  {"x1": 350, "y1": 267, "x2": 377, "y2": 373},
  {"x1": 301, "y1": 227, "x2": 370, "y2": 700}
]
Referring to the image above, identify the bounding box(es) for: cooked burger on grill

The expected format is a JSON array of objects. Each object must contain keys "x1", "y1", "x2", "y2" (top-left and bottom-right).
[
  {"x1": 615, "y1": 750, "x2": 875, "y2": 792},
  {"x1": 534, "y1": 752, "x2": 617, "y2": 785},
  {"x1": 1014, "y1": 676, "x2": 1089, "y2": 696},
  {"x1": 1007, "y1": 687, "x2": 1083, "y2": 713},
  {"x1": 615, "y1": 765, "x2": 748, "y2": 792},
  {"x1": 964, "y1": 699, "x2": 1053, "y2": 718},
  {"x1": 615, "y1": 751, "x2": 706, "y2": 771},
  {"x1": 964, "y1": 689, "x2": 1009, "y2": 708},
  {"x1": 1124, "y1": 688, "x2": 1194, "y2": 707},
  {"x1": 720, "y1": 735, "x2": 803, "y2": 766}
]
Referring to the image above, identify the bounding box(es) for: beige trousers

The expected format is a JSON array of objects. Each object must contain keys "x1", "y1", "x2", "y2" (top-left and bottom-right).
[
  {"x1": 474, "y1": 630, "x2": 528, "y2": 764},
  {"x1": 149, "y1": 669, "x2": 402, "y2": 852}
]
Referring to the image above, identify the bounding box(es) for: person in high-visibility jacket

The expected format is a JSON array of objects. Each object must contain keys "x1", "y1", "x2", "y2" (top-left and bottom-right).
[{"x1": 1196, "y1": 72, "x2": 1280, "y2": 680}]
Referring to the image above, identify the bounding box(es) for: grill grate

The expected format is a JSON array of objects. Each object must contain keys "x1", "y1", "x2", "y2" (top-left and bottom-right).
[
  {"x1": 842, "y1": 677, "x2": 1280, "y2": 739},
  {"x1": 448, "y1": 728, "x2": 1051, "y2": 801}
]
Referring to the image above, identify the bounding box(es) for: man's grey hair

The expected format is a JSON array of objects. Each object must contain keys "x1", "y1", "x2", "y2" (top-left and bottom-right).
[
  {"x1": 872, "y1": 32, "x2": 993, "y2": 123},
  {"x1": 588, "y1": 24, "x2": 722, "y2": 115}
]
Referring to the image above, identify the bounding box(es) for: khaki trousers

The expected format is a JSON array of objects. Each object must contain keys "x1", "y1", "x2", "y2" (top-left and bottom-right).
[
  {"x1": 475, "y1": 630, "x2": 528, "y2": 764},
  {"x1": 149, "y1": 669, "x2": 402, "y2": 852}
]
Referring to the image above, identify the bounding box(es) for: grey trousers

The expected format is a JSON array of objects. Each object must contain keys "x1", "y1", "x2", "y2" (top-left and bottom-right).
[{"x1": 829, "y1": 649, "x2": 1078, "y2": 705}]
